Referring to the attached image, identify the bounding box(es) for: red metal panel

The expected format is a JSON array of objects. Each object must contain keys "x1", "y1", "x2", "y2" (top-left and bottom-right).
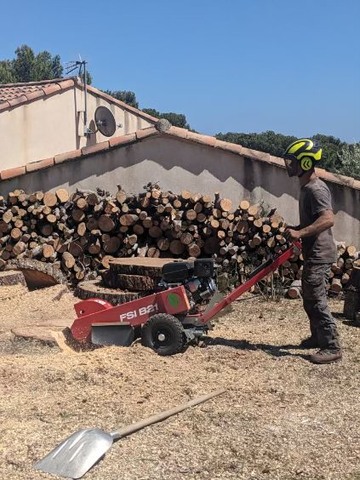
[
  {"x1": 71, "y1": 285, "x2": 190, "y2": 343},
  {"x1": 74, "y1": 298, "x2": 113, "y2": 317}
]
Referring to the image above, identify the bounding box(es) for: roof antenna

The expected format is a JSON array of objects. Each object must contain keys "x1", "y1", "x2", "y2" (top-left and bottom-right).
[{"x1": 65, "y1": 55, "x2": 90, "y2": 136}]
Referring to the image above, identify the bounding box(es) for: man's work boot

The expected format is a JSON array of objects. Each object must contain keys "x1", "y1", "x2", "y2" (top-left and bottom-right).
[
  {"x1": 298, "y1": 336, "x2": 319, "y2": 349},
  {"x1": 309, "y1": 349, "x2": 342, "y2": 364}
]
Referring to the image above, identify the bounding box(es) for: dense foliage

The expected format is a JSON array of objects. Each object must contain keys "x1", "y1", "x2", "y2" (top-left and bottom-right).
[
  {"x1": 0, "y1": 45, "x2": 63, "y2": 83},
  {"x1": 1, "y1": 46, "x2": 359, "y2": 179},
  {"x1": 216, "y1": 131, "x2": 360, "y2": 180},
  {"x1": 142, "y1": 108, "x2": 190, "y2": 129},
  {"x1": 215, "y1": 131, "x2": 297, "y2": 158},
  {"x1": 337, "y1": 143, "x2": 360, "y2": 179},
  {"x1": 103, "y1": 90, "x2": 139, "y2": 108}
]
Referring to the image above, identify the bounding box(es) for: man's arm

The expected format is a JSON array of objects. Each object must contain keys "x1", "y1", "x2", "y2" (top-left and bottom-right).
[{"x1": 285, "y1": 210, "x2": 334, "y2": 241}]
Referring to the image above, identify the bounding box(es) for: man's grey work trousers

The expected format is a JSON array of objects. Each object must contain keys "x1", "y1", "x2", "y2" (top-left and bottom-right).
[{"x1": 302, "y1": 262, "x2": 341, "y2": 351}]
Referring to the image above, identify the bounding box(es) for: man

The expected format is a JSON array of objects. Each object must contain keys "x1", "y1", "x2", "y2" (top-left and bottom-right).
[{"x1": 283, "y1": 138, "x2": 341, "y2": 364}]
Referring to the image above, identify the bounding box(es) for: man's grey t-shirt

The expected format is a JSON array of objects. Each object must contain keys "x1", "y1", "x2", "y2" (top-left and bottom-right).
[{"x1": 299, "y1": 177, "x2": 336, "y2": 263}]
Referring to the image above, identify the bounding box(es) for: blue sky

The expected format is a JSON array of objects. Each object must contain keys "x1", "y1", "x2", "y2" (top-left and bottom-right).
[{"x1": 1, "y1": 0, "x2": 359, "y2": 142}]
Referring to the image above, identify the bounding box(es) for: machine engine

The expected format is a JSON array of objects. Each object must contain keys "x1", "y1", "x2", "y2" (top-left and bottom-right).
[{"x1": 161, "y1": 259, "x2": 217, "y2": 311}]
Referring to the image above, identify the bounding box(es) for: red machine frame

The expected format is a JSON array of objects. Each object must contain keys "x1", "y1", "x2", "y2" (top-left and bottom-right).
[{"x1": 71, "y1": 242, "x2": 300, "y2": 344}]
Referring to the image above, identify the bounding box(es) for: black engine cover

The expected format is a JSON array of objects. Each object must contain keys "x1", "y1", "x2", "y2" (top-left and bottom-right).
[{"x1": 162, "y1": 261, "x2": 194, "y2": 283}]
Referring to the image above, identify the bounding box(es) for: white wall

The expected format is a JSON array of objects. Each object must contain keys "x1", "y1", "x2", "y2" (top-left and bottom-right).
[{"x1": 0, "y1": 87, "x2": 154, "y2": 170}]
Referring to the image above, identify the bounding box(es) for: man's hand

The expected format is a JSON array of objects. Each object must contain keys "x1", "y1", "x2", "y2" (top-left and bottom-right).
[
  {"x1": 285, "y1": 228, "x2": 302, "y2": 241},
  {"x1": 286, "y1": 210, "x2": 334, "y2": 240}
]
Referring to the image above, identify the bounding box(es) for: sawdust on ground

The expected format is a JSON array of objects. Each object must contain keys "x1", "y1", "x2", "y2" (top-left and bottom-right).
[{"x1": 0, "y1": 284, "x2": 360, "y2": 480}]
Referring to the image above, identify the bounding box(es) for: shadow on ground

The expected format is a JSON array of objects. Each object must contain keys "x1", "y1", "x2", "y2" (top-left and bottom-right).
[
  {"x1": 203, "y1": 336, "x2": 311, "y2": 361},
  {"x1": 333, "y1": 311, "x2": 360, "y2": 328}
]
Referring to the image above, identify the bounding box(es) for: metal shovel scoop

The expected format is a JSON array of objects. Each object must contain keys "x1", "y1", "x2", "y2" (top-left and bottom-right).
[{"x1": 34, "y1": 388, "x2": 226, "y2": 479}]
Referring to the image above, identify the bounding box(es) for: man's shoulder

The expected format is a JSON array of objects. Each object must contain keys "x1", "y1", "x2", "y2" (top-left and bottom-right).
[{"x1": 304, "y1": 177, "x2": 331, "y2": 195}]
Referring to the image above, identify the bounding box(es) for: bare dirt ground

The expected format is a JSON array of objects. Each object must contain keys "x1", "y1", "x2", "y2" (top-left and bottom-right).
[{"x1": 1, "y1": 284, "x2": 360, "y2": 480}]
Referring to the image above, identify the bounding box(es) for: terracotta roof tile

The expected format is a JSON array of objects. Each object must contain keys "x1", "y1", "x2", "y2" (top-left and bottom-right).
[
  {"x1": 26, "y1": 157, "x2": 54, "y2": 173},
  {"x1": 315, "y1": 168, "x2": 355, "y2": 188},
  {"x1": 25, "y1": 90, "x2": 45, "y2": 102},
  {"x1": 0, "y1": 100, "x2": 11, "y2": 112},
  {"x1": 353, "y1": 179, "x2": 360, "y2": 190},
  {"x1": 0, "y1": 166, "x2": 26, "y2": 180},
  {"x1": 81, "y1": 141, "x2": 110, "y2": 156},
  {"x1": 0, "y1": 85, "x2": 40, "y2": 103},
  {"x1": 0, "y1": 78, "x2": 75, "y2": 110},
  {"x1": 109, "y1": 133, "x2": 137, "y2": 147},
  {"x1": 0, "y1": 77, "x2": 159, "y2": 124},
  {"x1": 241, "y1": 147, "x2": 267, "y2": 161},
  {"x1": 54, "y1": 149, "x2": 82, "y2": 165},
  {"x1": 8, "y1": 95, "x2": 28, "y2": 108},
  {"x1": 168, "y1": 126, "x2": 189, "y2": 139},
  {"x1": 187, "y1": 131, "x2": 217, "y2": 146},
  {"x1": 0, "y1": 79, "x2": 58, "y2": 102},
  {"x1": 41, "y1": 83, "x2": 62, "y2": 96},
  {"x1": 58, "y1": 79, "x2": 76, "y2": 90},
  {"x1": 267, "y1": 155, "x2": 285, "y2": 167},
  {"x1": 135, "y1": 126, "x2": 158, "y2": 140},
  {"x1": 214, "y1": 139, "x2": 243, "y2": 154}
]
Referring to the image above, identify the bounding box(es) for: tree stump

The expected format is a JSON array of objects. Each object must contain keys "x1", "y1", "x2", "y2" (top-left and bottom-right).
[
  {"x1": 0, "y1": 270, "x2": 27, "y2": 287},
  {"x1": 108, "y1": 257, "x2": 176, "y2": 276},
  {"x1": 5, "y1": 258, "x2": 68, "y2": 288},
  {"x1": 75, "y1": 280, "x2": 141, "y2": 305},
  {"x1": 109, "y1": 274, "x2": 160, "y2": 291}
]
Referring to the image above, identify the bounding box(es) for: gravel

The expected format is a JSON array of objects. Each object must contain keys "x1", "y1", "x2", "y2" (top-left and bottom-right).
[{"x1": 0, "y1": 284, "x2": 360, "y2": 480}]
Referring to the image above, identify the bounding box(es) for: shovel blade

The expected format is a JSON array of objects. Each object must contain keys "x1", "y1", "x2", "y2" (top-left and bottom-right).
[{"x1": 34, "y1": 428, "x2": 113, "y2": 479}]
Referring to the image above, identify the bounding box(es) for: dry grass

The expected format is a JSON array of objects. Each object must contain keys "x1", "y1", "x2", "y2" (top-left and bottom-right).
[{"x1": 0, "y1": 285, "x2": 360, "y2": 480}]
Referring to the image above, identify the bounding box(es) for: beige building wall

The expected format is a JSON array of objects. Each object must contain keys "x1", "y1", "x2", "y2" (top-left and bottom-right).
[
  {"x1": 1, "y1": 135, "x2": 359, "y2": 246},
  {"x1": 0, "y1": 87, "x2": 154, "y2": 170}
]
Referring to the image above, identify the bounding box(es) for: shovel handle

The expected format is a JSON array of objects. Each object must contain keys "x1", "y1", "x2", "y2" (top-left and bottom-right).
[{"x1": 111, "y1": 388, "x2": 226, "y2": 440}]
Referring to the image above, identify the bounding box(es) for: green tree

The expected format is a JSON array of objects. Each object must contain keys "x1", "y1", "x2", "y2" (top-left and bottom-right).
[
  {"x1": 337, "y1": 143, "x2": 360, "y2": 180},
  {"x1": 0, "y1": 60, "x2": 16, "y2": 83},
  {"x1": 13, "y1": 45, "x2": 35, "y2": 82},
  {"x1": 0, "y1": 45, "x2": 63, "y2": 83},
  {"x1": 311, "y1": 134, "x2": 345, "y2": 172},
  {"x1": 215, "y1": 130, "x2": 297, "y2": 157},
  {"x1": 215, "y1": 130, "x2": 352, "y2": 177},
  {"x1": 31, "y1": 51, "x2": 63, "y2": 81},
  {"x1": 162, "y1": 112, "x2": 190, "y2": 129},
  {"x1": 142, "y1": 108, "x2": 190, "y2": 129},
  {"x1": 104, "y1": 90, "x2": 138, "y2": 108}
]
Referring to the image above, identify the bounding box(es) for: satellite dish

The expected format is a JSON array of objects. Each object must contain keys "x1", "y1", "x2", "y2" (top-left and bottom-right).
[{"x1": 94, "y1": 106, "x2": 116, "y2": 137}]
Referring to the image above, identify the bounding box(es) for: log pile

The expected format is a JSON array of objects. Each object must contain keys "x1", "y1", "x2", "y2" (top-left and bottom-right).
[
  {"x1": 342, "y1": 265, "x2": 360, "y2": 321},
  {"x1": 0, "y1": 185, "x2": 358, "y2": 300},
  {"x1": 284, "y1": 242, "x2": 360, "y2": 299},
  {"x1": 286, "y1": 243, "x2": 360, "y2": 299},
  {"x1": 329, "y1": 243, "x2": 360, "y2": 294}
]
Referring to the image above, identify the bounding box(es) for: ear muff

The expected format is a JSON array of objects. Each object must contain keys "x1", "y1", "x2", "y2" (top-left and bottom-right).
[{"x1": 300, "y1": 156, "x2": 313, "y2": 171}]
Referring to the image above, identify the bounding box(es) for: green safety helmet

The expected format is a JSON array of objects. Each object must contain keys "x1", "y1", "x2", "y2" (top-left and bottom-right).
[{"x1": 283, "y1": 138, "x2": 322, "y2": 177}]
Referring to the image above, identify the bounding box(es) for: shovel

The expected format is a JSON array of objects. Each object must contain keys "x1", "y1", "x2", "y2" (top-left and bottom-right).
[{"x1": 34, "y1": 388, "x2": 226, "y2": 479}]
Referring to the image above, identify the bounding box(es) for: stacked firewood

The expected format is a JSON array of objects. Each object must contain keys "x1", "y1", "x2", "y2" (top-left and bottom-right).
[
  {"x1": 329, "y1": 243, "x2": 360, "y2": 294},
  {"x1": 285, "y1": 242, "x2": 360, "y2": 299},
  {"x1": 0, "y1": 185, "x2": 358, "y2": 296},
  {"x1": 0, "y1": 185, "x2": 293, "y2": 284}
]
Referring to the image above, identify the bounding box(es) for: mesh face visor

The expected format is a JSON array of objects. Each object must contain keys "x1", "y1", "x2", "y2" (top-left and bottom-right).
[
  {"x1": 284, "y1": 157, "x2": 292, "y2": 169},
  {"x1": 284, "y1": 156, "x2": 299, "y2": 177}
]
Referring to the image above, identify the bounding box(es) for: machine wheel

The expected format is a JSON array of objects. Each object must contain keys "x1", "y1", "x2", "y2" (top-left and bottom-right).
[{"x1": 141, "y1": 314, "x2": 185, "y2": 356}]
